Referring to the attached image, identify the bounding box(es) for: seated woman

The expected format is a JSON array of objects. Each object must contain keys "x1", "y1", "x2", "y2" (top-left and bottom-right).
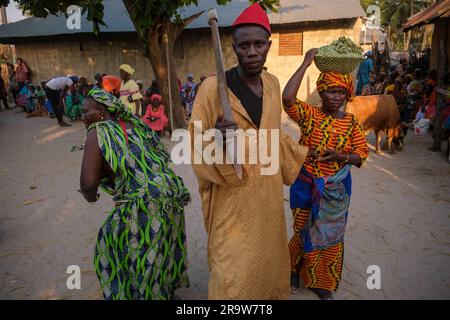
[
  {"x1": 142, "y1": 94, "x2": 168, "y2": 136},
  {"x1": 283, "y1": 49, "x2": 369, "y2": 300},
  {"x1": 65, "y1": 87, "x2": 84, "y2": 121},
  {"x1": 38, "y1": 81, "x2": 55, "y2": 118},
  {"x1": 423, "y1": 79, "x2": 437, "y2": 120},
  {"x1": 16, "y1": 82, "x2": 35, "y2": 114},
  {"x1": 26, "y1": 85, "x2": 49, "y2": 118},
  {"x1": 79, "y1": 89, "x2": 190, "y2": 300},
  {"x1": 384, "y1": 75, "x2": 396, "y2": 95}
]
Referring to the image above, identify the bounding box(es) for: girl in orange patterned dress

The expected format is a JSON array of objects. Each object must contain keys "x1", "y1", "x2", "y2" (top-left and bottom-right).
[{"x1": 282, "y1": 48, "x2": 369, "y2": 300}]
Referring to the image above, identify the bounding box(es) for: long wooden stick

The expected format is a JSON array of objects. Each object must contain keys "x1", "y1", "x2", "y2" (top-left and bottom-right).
[
  {"x1": 208, "y1": 9, "x2": 233, "y2": 121},
  {"x1": 208, "y1": 9, "x2": 243, "y2": 179}
]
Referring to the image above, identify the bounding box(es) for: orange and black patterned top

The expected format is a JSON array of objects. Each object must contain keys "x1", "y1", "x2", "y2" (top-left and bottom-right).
[{"x1": 284, "y1": 99, "x2": 369, "y2": 177}]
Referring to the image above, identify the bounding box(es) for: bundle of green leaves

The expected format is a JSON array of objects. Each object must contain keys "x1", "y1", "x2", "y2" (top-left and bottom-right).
[{"x1": 317, "y1": 37, "x2": 364, "y2": 57}]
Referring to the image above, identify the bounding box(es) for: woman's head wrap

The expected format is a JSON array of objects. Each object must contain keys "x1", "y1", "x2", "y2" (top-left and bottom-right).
[
  {"x1": 119, "y1": 64, "x2": 135, "y2": 76},
  {"x1": 88, "y1": 88, "x2": 126, "y2": 113},
  {"x1": 102, "y1": 75, "x2": 122, "y2": 94},
  {"x1": 87, "y1": 88, "x2": 144, "y2": 129},
  {"x1": 86, "y1": 88, "x2": 165, "y2": 158},
  {"x1": 316, "y1": 72, "x2": 354, "y2": 101},
  {"x1": 150, "y1": 94, "x2": 162, "y2": 102}
]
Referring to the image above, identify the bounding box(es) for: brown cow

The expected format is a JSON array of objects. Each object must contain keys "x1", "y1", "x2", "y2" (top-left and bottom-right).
[{"x1": 345, "y1": 95, "x2": 405, "y2": 154}]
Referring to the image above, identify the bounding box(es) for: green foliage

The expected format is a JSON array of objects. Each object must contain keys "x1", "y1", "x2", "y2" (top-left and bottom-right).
[
  {"x1": 318, "y1": 37, "x2": 364, "y2": 56},
  {"x1": 359, "y1": 0, "x2": 373, "y2": 10},
  {"x1": 249, "y1": 0, "x2": 279, "y2": 12},
  {"x1": 360, "y1": 1, "x2": 434, "y2": 29}
]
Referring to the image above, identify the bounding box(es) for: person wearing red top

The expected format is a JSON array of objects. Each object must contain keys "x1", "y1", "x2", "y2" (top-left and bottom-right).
[
  {"x1": 423, "y1": 71, "x2": 438, "y2": 120},
  {"x1": 142, "y1": 94, "x2": 168, "y2": 136},
  {"x1": 15, "y1": 58, "x2": 30, "y2": 91}
]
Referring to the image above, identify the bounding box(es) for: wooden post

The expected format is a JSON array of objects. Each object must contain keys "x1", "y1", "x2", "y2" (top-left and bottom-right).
[
  {"x1": 164, "y1": 33, "x2": 174, "y2": 135},
  {"x1": 431, "y1": 19, "x2": 449, "y2": 152},
  {"x1": 0, "y1": 6, "x2": 7, "y2": 25}
]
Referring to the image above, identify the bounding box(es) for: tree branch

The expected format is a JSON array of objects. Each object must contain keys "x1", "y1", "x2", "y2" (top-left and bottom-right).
[
  {"x1": 122, "y1": 0, "x2": 144, "y2": 38},
  {"x1": 183, "y1": 10, "x2": 205, "y2": 27},
  {"x1": 173, "y1": 10, "x2": 205, "y2": 39}
]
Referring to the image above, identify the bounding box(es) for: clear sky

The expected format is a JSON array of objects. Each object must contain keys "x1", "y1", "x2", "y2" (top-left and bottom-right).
[{"x1": 5, "y1": 2, "x2": 26, "y2": 23}]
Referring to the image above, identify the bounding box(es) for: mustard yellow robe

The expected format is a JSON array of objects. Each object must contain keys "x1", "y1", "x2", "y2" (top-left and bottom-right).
[{"x1": 189, "y1": 71, "x2": 308, "y2": 299}]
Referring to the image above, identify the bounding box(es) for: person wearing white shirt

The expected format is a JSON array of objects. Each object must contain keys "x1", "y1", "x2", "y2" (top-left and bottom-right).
[{"x1": 44, "y1": 76, "x2": 78, "y2": 127}]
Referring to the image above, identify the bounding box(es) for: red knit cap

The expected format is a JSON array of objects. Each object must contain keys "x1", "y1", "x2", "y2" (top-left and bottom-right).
[{"x1": 232, "y1": 3, "x2": 271, "y2": 35}]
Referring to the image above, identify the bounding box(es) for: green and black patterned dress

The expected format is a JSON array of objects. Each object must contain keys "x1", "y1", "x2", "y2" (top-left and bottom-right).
[{"x1": 90, "y1": 119, "x2": 190, "y2": 300}]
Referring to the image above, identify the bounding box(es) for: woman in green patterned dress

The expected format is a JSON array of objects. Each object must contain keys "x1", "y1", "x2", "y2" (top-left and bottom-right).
[{"x1": 79, "y1": 89, "x2": 190, "y2": 300}]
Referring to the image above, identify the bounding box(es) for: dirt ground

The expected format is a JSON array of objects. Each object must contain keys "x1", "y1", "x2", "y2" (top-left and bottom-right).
[{"x1": 0, "y1": 108, "x2": 449, "y2": 300}]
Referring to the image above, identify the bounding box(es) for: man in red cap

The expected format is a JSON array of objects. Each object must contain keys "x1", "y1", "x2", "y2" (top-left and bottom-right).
[{"x1": 189, "y1": 3, "x2": 308, "y2": 299}]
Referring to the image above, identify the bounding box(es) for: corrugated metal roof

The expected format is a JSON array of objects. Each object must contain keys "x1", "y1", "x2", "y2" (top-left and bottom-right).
[
  {"x1": 0, "y1": 0, "x2": 365, "y2": 42},
  {"x1": 403, "y1": 0, "x2": 450, "y2": 30},
  {"x1": 184, "y1": 0, "x2": 366, "y2": 28},
  {"x1": 268, "y1": 0, "x2": 366, "y2": 25}
]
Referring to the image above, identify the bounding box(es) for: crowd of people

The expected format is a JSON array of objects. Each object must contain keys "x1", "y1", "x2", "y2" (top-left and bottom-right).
[
  {"x1": 1, "y1": 58, "x2": 207, "y2": 134},
  {"x1": 357, "y1": 53, "x2": 449, "y2": 125}
]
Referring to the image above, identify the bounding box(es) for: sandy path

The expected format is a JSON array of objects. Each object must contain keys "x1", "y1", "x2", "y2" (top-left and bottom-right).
[{"x1": 0, "y1": 109, "x2": 449, "y2": 300}]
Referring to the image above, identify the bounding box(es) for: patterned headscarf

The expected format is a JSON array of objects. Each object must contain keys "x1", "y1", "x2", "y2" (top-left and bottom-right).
[
  {"x1": 88, "y1": 88, "x2": 127, "y2": 114},
  {"x1": 87, "y1": 88, "x2": 146, "y2": 130},
  {"x1": 317, "y1": 72, "x2": 354, "y2": 102}
]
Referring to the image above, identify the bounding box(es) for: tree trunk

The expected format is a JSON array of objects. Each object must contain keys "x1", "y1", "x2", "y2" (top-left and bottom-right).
[
  {"x1": 121, "y1": 1, "x2": 204, "y2": 130},
  {"x1": 146, "y1": 25, "x2": 185, "y2": 130}
]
